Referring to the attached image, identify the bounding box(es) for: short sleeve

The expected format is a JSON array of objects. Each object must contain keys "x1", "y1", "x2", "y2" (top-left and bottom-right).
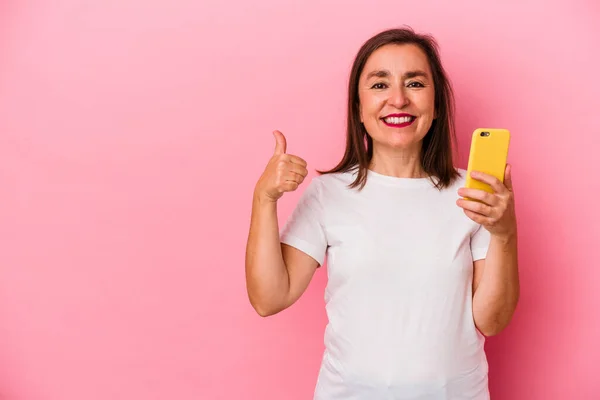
[
  {"x1": 280, "y1": 178, "x2": 327, "y2": 266},
  {"x1": 470, "y1": 224, "x2": 490, "y2": 261}
]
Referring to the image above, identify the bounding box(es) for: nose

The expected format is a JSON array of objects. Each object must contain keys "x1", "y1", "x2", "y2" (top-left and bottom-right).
[{"x1": 388, "y1": 85, "x2": 409, "y2": 108}]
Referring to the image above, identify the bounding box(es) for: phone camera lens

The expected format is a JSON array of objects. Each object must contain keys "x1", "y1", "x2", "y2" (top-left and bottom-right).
[{"x1": 480, "y1": 131, "x2": 490, "y2": 137}]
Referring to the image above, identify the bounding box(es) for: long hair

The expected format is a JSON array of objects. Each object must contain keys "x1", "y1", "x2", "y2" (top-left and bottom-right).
[{"x1": 318, "y1": 27, "x2": 459, "y2": 190}]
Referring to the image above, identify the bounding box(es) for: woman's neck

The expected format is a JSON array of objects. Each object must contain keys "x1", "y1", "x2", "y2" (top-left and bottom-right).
[{"x1": 368, "y1": 145, "x2": 426, "y2": 178}]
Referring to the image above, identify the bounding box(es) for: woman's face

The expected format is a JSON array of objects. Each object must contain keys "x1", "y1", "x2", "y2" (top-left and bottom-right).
[{"x1": 358, "y1": 43, "x2": 436, "y2": 153}]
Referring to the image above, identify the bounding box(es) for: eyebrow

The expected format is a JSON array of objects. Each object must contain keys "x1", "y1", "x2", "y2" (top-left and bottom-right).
[{"x1": 365, "y1": 69, "x2": 429, "y2": 80}]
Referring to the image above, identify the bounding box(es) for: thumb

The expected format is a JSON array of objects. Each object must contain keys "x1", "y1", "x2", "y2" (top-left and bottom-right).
[
  {"x1": 273, "y1": 130, "x2": 287, "y2": 155},
  {"x1": 504, "y1": 164, "x2": 513, "y2": 191}
]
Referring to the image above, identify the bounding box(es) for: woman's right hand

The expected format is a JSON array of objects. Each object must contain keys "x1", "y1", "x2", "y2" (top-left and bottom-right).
[{"x1": 254, "y1": 130, "x2": 308, "y2": 202}]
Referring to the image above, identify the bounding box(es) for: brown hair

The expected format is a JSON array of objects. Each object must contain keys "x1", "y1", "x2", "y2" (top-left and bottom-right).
[{"x1": 318, "y1": 27, "x2": 459, "y2": 190}]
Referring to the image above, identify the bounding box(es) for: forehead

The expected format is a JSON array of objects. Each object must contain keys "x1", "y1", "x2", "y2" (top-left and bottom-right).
[{"x1": 361, "y1": 43, "x2": 431, "y2": 78}]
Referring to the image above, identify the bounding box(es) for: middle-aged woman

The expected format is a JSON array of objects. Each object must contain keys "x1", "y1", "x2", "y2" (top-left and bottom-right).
[{"x1": 245, "y1": 26, "x2": 520, "y2": 399}]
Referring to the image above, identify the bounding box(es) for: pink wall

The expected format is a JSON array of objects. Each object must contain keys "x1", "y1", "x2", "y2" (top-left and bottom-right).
[{"x1": 1, "y1": 1, "x2": 599, "y2": 399}]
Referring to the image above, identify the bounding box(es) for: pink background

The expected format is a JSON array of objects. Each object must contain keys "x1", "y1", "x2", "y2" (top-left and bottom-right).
[{"x1": 1, "y1": 1, "x2": 599, "y2": 399}]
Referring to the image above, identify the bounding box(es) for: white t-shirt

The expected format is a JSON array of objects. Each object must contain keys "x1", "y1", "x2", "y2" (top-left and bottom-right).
[{"x1": 280, "y1": 168, "x2": 491, "y2": 400}]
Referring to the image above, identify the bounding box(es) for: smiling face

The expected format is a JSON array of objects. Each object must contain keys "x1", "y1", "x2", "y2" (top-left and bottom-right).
[{"x1": 358, "y1": 43, "x2": 436, "y2": 154}]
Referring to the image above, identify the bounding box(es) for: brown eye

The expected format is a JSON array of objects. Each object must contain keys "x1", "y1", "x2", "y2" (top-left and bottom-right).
[
  {"x1": 371, "y1": 83, "x2": 387, "y2": 89},
  {"x1": 407, "y1": 81, "x2": 425, "y2": 88}
]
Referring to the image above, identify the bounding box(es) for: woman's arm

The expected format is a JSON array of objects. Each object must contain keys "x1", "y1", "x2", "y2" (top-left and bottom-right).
[
  {"x1": 457, "y1": 164, "x2": 520, "y2": 336},
  {"x1": 245, "y1": 194, "x2": 318, "y2": 317},
  {"x1": 471, "y1": 234, "x2": 519, "y2": 336},
  {"x1": 245, "y1": 130, "x2": 317, "y2": 317}
]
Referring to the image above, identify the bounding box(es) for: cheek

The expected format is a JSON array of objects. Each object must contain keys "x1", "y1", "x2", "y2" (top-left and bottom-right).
[
  {"x1": 358, "y1": 95, "x2": 374, "y2": 122},
  {"x1": 360, "y1": 94, "x2": 382, "y2": 117},
  {"x1": 423, "y1": 92, "x2": 436, "y2": 116},
  {"x1": 413, "y1": 99, "x2": 435, "y2": 121}
]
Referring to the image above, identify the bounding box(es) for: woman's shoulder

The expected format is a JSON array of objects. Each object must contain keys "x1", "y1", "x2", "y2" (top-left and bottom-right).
[
  {"x1": 448, "y1": 167, "x2": 468, "y2": 188},
  {"x1": 313, "y1": 169, "x2": 357, "y2": 185},
  {"x1": 454, "y1": 167, "x2": 468, "y2": 182},
  {"x1": 302, "y1": 170, "x2": 358, "y2": 200}
]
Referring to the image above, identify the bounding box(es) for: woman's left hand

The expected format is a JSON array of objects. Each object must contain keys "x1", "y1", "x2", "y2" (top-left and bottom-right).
[{"x1": 457, "y1": 164, "x2": 517, "y2": 238}]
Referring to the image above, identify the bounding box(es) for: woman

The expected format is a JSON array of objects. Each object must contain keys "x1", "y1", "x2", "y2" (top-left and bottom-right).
[{"x1": 245, "y1": 27, "x2": 519, "y2": 400}]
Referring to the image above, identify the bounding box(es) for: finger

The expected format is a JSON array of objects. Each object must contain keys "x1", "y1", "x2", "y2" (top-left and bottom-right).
[
  {"x1": 276, "y1": 159, "x2": 308, "y2": 178},
  {"x1": 273, "y1": 130, "x2": 287, "y2": 155},
  {"x1": 283, "y1": 154, "x2": 307, "y2": 167},
  {"x1": 457, "y1": 188, "x2": 498, "y2": 206},
  {"x1": 470, "y1": 170, "x2": 507, "y2": 194},
  {"x1": 456, "y1": 198, "x2": 494, "y2": 217},
  {"x1": 504, "y1": 164, "x2": 513, "y2": 191},
  {"x1": 285, "y1": 162, "x2": 308, "y2": 177},
  {"x1": 280, "y1": 181, "x2": 299, "y2": 192},
  {"x1": 283, "y1": 171, "x2": 306, "y2": 184},
  {"x1": 463, "y1": 209, "x2": 494, "y2": 226}
]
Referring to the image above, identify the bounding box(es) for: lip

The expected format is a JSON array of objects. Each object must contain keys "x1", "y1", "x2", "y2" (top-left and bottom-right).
[{"x1": 381, "y1": 113, "x2": 416, "y2": 128}]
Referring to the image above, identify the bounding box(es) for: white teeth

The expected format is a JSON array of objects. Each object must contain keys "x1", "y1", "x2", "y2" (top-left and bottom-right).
[{"x1": 384, "y1": 116, "x2": 413, "y2": 124}]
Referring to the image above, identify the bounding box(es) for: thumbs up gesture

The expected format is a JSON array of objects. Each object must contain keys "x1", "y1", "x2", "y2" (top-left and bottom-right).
[{"x1": 255, "y1": 130, "x2": 309, "y2": 202}]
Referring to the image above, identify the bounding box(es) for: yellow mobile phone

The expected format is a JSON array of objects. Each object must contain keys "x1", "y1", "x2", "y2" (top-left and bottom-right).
[{"x1": 465, "y1": 128, "x2": 511, "y2": 194}]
